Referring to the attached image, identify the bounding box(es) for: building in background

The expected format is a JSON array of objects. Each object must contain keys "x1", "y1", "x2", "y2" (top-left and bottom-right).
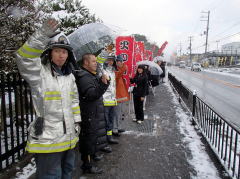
[{"x1": 222, "y1": 42, "x2": 240, "y2": 54}]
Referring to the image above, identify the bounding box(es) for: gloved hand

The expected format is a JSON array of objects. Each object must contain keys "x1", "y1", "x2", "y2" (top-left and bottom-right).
[
  {"x1": 39, "y1": 18, "x2": 59, "y2": 37},
  {"x1": 75, "y1": 123, "x2": 81, "y2": 135}
]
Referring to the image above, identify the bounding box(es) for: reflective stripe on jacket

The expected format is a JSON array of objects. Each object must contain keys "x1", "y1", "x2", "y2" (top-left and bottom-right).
[
  {"x1": 97, "y1": 56, "x2": 106, "y2": 64},
  {"x1": 15, "y1": 29, "x2": 81, "y2": 153},
  {"x1": 103, "y1": 66, "x2": 117, "y2": 106}
]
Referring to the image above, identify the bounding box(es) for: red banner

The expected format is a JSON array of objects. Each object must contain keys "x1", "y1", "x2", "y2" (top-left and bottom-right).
[
  {"x1": 157, "y1": 41, "x2": 168, "y2": 56},
  {"x1": 143, "y1": 49, "x2": 147, "y2": 61},
  {"x1": 134, "y1": 41, "x2": 145, "y2": 63},
  {"x1": 149, "y1": 50, "x2": 153, "y2": 61},
  {"x1": 145, "y1": 50, "x2": 153, "y2": 61},
  {"x1": 115, "y1": 36, "x2": 135, "y2": 88}
]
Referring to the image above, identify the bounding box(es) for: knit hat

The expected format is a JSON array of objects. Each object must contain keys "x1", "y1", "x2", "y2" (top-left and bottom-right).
[{"x1": 116, "y1": 55, "x2": 124, "y2": 62}]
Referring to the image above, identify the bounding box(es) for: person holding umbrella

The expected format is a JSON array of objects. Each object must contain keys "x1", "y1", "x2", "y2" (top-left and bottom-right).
[{"x1": 130, "y1": 65, "x2": 148, "y2": 124}]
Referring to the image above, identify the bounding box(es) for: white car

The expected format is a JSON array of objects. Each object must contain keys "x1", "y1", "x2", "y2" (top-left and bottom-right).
[
  {"x1": 179, "y1": 61, "x2": 186, "y2": 68},
  {"x1": 191, "y1": 63, "x2": 201, "y2": 71}
]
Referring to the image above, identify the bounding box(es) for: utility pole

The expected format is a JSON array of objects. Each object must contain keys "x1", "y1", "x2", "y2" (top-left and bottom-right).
[
  {"x1": 216, "y1": 40, "x2": 220, "y2": 52},
  {"x1": 201, "y1": 11, "x2": 210, "y2": 54},
  {"x1": 178, "y1": 42, "x2": 182, "y2": 57},
  {"x1": 189, "y1": 36, "x2": 193, "y2": 64}
]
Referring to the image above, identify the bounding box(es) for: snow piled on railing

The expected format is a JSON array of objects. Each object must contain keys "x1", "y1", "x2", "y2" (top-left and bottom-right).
[{"x1": 166, "y1": 82, "x2": 222, "y2": 179}]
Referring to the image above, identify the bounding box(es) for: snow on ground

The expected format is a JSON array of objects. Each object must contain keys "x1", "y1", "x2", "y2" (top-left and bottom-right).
[
  {"x1": 14, "y1": 81, "x2": 224, "y2": 179},
  {"x1": 15, "y1": 158, "x2": 36, "y2": 179},
  {"x1": 166, "y1": 82, "x2": 221, "y2": 179},
  {"x1": 204, "y1": 67, "x2": 240, "y2": 79}
]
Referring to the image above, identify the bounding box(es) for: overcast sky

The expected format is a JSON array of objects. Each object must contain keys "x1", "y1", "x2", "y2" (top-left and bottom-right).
[{"x1": 82, "y1": 0, "x2": 240, "y2": 60}]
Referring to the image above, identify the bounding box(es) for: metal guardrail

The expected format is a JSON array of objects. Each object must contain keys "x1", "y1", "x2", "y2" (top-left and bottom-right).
[
  {"x1": 0, "y1": 72, "x2": 35, "y2": 171},
  {"x1": 223, "y1": 65, "x2": 240, "y2": 68},
  {"x1": 168, "y1": 72, "x2": 240, "y2": 179}
]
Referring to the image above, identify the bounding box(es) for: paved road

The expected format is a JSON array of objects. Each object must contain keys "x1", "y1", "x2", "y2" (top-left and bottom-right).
[{"x1": 169, "y1": 66, "x2": 240, "y2": 129}]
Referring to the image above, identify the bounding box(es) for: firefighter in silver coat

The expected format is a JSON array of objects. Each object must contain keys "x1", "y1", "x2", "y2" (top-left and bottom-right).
[
  {"x1": 103, "y1": 55, "x2": 119, "y2": 144},
  {"x1": 15, "y1": 19, "x2": 81, "y2": 179}
]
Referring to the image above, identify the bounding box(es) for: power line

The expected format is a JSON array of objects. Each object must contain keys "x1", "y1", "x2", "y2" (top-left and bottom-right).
[
  {"x1": 206, "y1": 0, "x2": 225, "y2": 26},
  {"x1": 192, "y1": 44, "x2": 205, "y2": 51},
  {"x1": 210, "y1": 21, "x2": 240, "y2": 40},
  {"x1": 209, "y1": 31, "x2": 240, "y2": 43},
  {"x1": 195, "y1": 31, "x2": 240, "y2": 52},
  {"x1": 209, "y1": 0, "x2": 225, "y2": 12}
]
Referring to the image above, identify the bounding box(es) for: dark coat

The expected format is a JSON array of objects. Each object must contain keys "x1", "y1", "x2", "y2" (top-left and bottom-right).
[
  {"x1": 150, "y1": 75, "x2": 160, "y2": 87},
  {"x1": 130, "y1": 73, "x2": 148, "y2": 97},
  {"x1": 74, "y1": 68, "x2": 109, "y2": 155},
  {"x1": 95, "y1": 117, "x2": 108, "y2": 152},
  {"x1": 160, "y1": 63, "x2": 166, "y2": 78}
]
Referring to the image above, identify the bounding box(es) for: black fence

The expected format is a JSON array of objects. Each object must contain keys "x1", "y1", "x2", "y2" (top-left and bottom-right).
[
  {"x1": 168, "y1": 72, "x2": 240, "y2": 179},
  {"x1": 0, "y1": 72, "x2": 35, "y2": 171}
]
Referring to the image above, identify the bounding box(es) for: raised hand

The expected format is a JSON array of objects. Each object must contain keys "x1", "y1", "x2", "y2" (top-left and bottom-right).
[{"x1": 40, "y1": 18, "x2": 59, "y2": 37}]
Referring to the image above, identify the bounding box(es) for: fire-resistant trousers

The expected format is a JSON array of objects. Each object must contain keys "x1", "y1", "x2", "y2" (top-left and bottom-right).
[
  {"x1": 35, "y1": 149, "x2": 75, "y2": 179},
  {"x1": 104, "y1": 106, "x2": 117, "y2": 132}
]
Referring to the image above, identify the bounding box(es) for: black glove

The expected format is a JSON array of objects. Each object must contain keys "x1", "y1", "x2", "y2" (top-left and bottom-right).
[
  {"x1": 130, "y1": 78, "x2": 134, "y2": 84},
  {"x1": 34, "y1": 117, "x2": 44, "y2": 136}
]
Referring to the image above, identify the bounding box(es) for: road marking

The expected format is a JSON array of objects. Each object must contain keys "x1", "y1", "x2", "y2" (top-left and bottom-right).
[{"x1": 177, "y1": 68, "x2": 240, "y2": 89}]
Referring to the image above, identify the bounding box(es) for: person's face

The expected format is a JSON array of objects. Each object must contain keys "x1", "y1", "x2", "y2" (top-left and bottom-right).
[
  {"x1": 116, "y1": 61, "x2": 123, "y2": 66},
  {"x1": 86, "y1": 55, "x2": 97, "y2": 73},
  {"x1": 137, "y1": 68, "x2": 143, "y2": 74},
  {"x1": 51, "y1": 48, "x2": 68, "y2": 68},
  {"x1": 107, "y1": 59, "x2": 114, "y2": 66}
]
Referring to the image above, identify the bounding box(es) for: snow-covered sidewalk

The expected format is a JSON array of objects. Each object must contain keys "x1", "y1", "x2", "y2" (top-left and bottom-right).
[{"x1": 166, "y1": 83, "x2": 225, "y2": 178}]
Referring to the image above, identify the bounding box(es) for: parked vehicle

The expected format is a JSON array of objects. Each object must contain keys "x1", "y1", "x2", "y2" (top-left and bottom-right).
[{"x1": 191, "y1": 63, "x2": 201, "y2": 71}]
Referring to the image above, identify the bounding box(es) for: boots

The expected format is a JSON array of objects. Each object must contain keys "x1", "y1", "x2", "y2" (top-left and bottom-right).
[
  {"x1": 107, "y1": 135, "x2": 119, "y2": 144},
  {"x1": 118, "y1": 129, "x2": 125, "y2": 133},
  {"x1": 81, "y1": 155, "x2": 103, "y2": 174},
  {"x1": 82, "y1": 166, "x2": 103, "y2": 174},
  {"x1": 113, "y1": 131, "x2": 121, "y2": 137},
  {"x1": 92, "y1": 153, "x2": 103, "y2": 161},
  {"x1": 113, "y1": 129, "x2": 125, "y2": 136},
  {"x1": 100, "y1": 146, "x2": 112, "y2": 153}
]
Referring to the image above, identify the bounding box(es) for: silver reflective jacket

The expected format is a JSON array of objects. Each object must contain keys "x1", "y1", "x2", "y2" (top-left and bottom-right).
[
  {"x1": 103, "y1": 66, "x2": 117, "y2": 106},
  {"x1": 15, "y1": 29, "x2": 81, "y2": 153}
]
